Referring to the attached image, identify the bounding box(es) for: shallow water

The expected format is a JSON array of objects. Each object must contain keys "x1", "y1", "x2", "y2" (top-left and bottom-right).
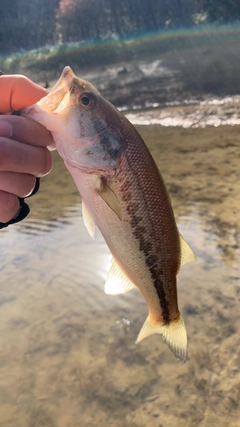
[{"x1": 1, "y1": 124, "x2": 240, "y2": 426}]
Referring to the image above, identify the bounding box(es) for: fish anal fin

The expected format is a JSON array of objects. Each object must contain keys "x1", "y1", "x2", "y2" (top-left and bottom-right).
[
  {"x1": 82, "y1": 200, "x2": 95, "y2": 239},
  {"x1": 179, "y1": 234, "x2": 197, "y2": 267},
  {"x1": 136, "y1": 313, "x2": 187, "y2": 362},
  {"x1": 105, "y1": 259, "x2": 136, "y2": 295},
  {"x1": 97, "y1": 181, "x2": 122, "y2": 220}
]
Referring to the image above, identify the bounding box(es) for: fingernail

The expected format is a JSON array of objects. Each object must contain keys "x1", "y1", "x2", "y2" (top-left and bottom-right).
[{"x1": 0, "y1": 120, "x2": 13, "y2": 137}]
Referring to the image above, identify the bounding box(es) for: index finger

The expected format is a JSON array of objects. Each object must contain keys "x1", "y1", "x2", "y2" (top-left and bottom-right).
[{"x1": 0, "y1": 75, "x2": 48, "y2": 113}]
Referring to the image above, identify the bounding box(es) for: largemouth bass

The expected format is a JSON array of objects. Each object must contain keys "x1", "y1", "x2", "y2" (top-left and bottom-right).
[{"x1": 22, "y1": 67, "x2": 196, "y2": 362}]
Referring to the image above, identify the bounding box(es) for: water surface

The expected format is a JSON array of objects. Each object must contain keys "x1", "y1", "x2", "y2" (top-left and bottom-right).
[{"x1": 1, "y1": 124, "x2": 240, "y2": 426}]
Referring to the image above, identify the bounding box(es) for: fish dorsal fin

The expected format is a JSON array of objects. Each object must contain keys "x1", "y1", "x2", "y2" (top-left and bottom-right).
[
  {"x1": 136, "y1": 313, "x2": 187, "y2": 362},
  {"x1": 82, "y1": 200, "x2": 95, "y2": 239},
  {"x1": 97, "y1": 182, "x2": 122, "y2": 221},
  {"x1": 179, "y1": 234, "x2": 197, "y2": 267},
  {"x1": 105, "y1": 259, "x2": 136, "y2": 295}
]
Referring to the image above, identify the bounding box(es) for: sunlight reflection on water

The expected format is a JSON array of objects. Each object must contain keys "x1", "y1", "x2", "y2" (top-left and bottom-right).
[{"x1": 126, "y1": 95, "x2": 240, "y2": 128}]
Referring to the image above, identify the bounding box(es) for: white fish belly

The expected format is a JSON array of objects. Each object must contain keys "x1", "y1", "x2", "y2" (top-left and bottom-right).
[{"x1": 66, "y1": 163, "x2": 164, "y2": 321}]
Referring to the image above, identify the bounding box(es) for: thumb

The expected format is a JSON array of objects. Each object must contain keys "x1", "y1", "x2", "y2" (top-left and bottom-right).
[{"x1": 0, "y1": 75, "x2": 48, "y2": 113}]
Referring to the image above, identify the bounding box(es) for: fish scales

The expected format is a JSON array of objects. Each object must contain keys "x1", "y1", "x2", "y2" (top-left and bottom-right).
[
  {"x1": 22, "y1": 66, "x2": 196, "y2": 362},
  {"x1": 111, "y1": 118, "x2": 181, "y2": 324}
]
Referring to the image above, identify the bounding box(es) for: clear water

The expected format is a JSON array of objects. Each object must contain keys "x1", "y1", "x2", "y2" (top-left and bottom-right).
[{"x1": 1, "y1": 124, "x2": 240, "y2": 427}]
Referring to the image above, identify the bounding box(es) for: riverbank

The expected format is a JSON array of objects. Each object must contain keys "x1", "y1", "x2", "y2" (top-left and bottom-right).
[{"x1": 1, "y1": 25, "x2": 240, "y2": 118}]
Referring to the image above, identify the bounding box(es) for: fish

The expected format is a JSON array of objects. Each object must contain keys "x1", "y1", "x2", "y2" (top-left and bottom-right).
[{"x1": 22, "y1": 66, "x2": 196, "y2": 362}]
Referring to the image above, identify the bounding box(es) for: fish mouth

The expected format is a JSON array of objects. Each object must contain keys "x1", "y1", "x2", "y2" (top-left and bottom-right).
[{"x1": 38, "y1": 66, "x2": 76, "y2": 113}]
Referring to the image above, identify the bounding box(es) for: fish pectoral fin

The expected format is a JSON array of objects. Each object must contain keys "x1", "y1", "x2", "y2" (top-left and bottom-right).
[
  {"x1": 135, "y1": 313, "x2": 187, "y2": 363},
  {"x1": 179, "y1": 234, "x2": 197, "y2": 267},
  {"x1": 96, "y1": 182, "x2": 122, "y2": 220},
  {"x1": 82, "y1": 200, "x2": 95, "y2": 239},
  {"x1": 105, "y1": 259, "x2": 136, "y2": 295}
]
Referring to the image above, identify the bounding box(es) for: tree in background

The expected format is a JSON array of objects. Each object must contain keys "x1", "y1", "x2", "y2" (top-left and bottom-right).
[
  {"x1": 1, "y1": 0, "x2": 240, "y2": 54},
  {"x1": 56, "y1": 0, "x2": 196, "y2": 43},
  {"x1": 56, "y1": 0, "x2": 109, "y2": 42},
  {"x1": 0, "y1": 0, "x2": 60, "y2": 53},
  {"x1": 203, "y1": 0, "x2": 240, "y2": 22}
]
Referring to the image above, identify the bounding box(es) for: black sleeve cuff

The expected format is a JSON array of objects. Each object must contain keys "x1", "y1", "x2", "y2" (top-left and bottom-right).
[{"x1": 0, "y1": 178, "x2": 40, "y2": 229}]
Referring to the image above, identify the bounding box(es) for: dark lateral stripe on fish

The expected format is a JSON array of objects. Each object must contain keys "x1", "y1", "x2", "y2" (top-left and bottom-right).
[
  {"x1": 120, "y1": 172, "x2": 171, "y2": 323},
  {"x1": 147, "y1": 264, "x2": 170, "y2": 324},
  {"x1": 129, "y1": 207, "x2": 170, "y2": 324}
]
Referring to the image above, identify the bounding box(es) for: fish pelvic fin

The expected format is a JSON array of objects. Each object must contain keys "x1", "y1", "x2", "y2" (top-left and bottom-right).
[
  {"x1": 82, "y1": 200, "x2": 95, "y2": 239},
  {"x1": 135, "y1": 313, "x2": 187, "y2": 363},
  {"x1": 96, "y1": 181, "x2": 122, "y2": 220},
  {"x1": 179, "y1": 234, "x2": 197, "y2": 267},
  {"x1": 105, "y1": 259, "x2": 137, "y2": 295}
]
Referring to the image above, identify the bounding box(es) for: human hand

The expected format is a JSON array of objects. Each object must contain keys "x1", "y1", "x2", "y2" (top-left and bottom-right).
[{"x1": 0, "y1": 75, "x2": 54, "y2": 225}]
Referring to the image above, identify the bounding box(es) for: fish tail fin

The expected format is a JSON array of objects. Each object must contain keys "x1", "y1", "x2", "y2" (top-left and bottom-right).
[{"x1": 135, "y1": 313, "x2": 187, "y2": 362}]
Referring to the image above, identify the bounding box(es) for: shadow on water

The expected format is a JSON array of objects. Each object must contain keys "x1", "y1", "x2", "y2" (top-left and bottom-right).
[{"x1": 1, "y1": 124, "x2": 240, "y2": 426}]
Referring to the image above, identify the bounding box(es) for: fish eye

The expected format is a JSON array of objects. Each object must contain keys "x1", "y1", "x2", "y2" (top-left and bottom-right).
[
  {"x1": 79, "y1": 93, "x2": 94, "y2": 108},
  {"x1": 81, "y1": 96, "x2": 90, "y2": 106}
]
